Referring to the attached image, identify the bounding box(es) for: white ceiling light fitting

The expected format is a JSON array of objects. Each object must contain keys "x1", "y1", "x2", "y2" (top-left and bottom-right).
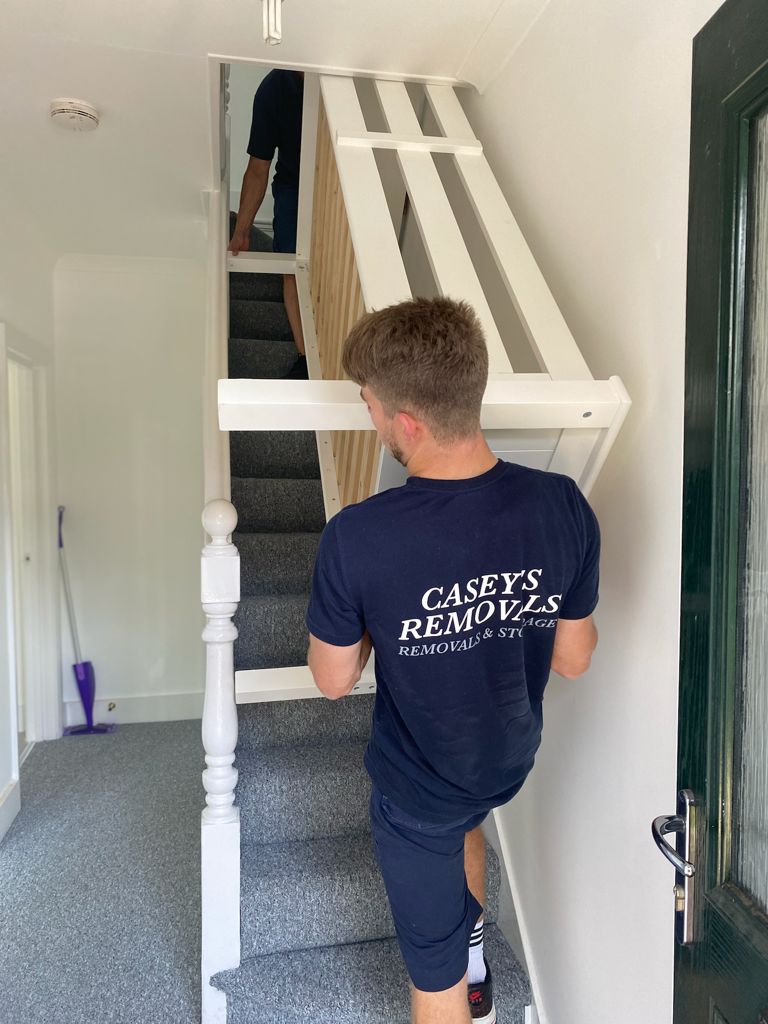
[
  {"x1": 50, "y1": 98, "x2": 100, "y2": 132},
  {"x1": 263, "y1": 0, "x2": 283, "y2": 44}
]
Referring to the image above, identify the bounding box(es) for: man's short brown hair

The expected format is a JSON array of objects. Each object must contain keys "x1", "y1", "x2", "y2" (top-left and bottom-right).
[{"x1": 341, "y1": 296, "x2": 488, "y2": 443}]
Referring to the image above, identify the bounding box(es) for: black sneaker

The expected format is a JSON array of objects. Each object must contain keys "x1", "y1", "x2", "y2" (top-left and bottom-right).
[
  {"x1": 283, "y1": 354, "x2": 308, "y2": 380},
  {"x1": 468, "y1": 956, "x2": 496, "y2": 1023}
]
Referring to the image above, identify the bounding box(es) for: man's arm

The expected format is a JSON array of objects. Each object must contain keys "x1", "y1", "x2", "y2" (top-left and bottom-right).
[
  {"x1": 551, "y1": 615, "x2": 598, "y2": 679},
  {"x1": 229, "y1": 156, "x2": 271, "y2": 254},
  {"x1": 308, "y1": 631, "x2": 373, "y2": 700}
]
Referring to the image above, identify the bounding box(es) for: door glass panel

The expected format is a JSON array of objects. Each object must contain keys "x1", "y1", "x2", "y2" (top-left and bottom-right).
[{"x1": 734, "y1": 108, "x2": 768, "y2": 914}]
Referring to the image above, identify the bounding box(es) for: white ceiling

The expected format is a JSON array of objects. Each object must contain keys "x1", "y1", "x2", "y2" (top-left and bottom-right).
[
  {"x1": 0, "y1": 0, "x2": 548, "y2": 82},
  {"x1": 0, "y1": 32, "x2": 211, "y2": 260},
  {"x1": 0, "y1": 1, "x2": 549, "y2": 260}
]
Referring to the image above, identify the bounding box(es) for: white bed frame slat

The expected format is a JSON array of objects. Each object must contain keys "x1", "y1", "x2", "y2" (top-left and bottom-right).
[
  {"x1": 425, "y1": 84, "x2": 593, "y2": 382},
  {"x1": 320, "y1": 76, "x2": 411, "y2": 311}
]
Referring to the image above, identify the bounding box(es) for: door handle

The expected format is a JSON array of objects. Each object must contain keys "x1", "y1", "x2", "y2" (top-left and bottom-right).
[
  {"x1": 651, "y1": 789, "x2": 697, "y2": 944},
  {"x1": 652, "y1": 813, "x2": 695, "y2": 877}
]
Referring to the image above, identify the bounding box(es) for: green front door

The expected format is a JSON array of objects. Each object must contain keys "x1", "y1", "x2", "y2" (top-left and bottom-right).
[{"x1": 674, "y1": 0, "x2": 768, "y2": 1021}]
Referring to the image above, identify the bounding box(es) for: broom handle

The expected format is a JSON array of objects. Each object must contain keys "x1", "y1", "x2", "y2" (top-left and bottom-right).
[{"x1": 57, "y1": 506, "x2": 83, "y2": 664}]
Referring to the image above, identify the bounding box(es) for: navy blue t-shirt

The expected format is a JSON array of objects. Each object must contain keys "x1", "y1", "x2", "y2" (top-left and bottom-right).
[
  {"x1": 247, "y1": 70, "x2": 303, "y2": 190},
  {"x1": 306, "y1": 460, "x2": 600, "y2": 823}
]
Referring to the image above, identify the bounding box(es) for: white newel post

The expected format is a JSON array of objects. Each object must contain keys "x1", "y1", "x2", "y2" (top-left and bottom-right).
[{"x1": 200, "y1": 499, "x2": 241, "y2": 1024}]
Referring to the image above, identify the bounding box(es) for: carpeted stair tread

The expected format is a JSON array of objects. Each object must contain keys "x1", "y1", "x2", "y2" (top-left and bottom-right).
[
  {"x1": 231, "y1": 477, "x2": 325, "y2": 533},
  {"x1": 230, "y1": 430, "x2": 320, "y2": 480},
  {"x1": 236, "y1": 532, "x2": 320, "y2": 597},
  {"x1": 239, "y1": 832, "x2": 501, "y2": 960},
  {"x1": 240, "y1": 832, "x2": 391, "y2": 959},
  {"x1": 230, "y1": 299, "x2": 293, "y2": 342},
  {"x1": 237, "y1": 693, "x2": 373, "y2": 753},
  {"x1": 236, "y1": 740, "x2": 370, "y2": 844},
  {"x1": 234, "y1": 593, "x2": 311, "y2": 671},
  {"x1": 229, "y1": 337, "x2": 299, "y2": 379},
  {"x1": 213, "y1": 923, "x2": 531, "y2": 1024},
  {"x1": 229, "y1": 271, "x2": 284, "y2": 303}
]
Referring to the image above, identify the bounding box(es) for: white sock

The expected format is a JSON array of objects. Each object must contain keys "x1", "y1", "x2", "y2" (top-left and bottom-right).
[{"x1": 468, "y1": 915, "x2": 486, "y2": 984}]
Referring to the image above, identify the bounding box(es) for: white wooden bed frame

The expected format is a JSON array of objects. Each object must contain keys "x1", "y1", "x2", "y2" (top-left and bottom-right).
[{"x1": 200, "y1": 67, "x2": 630, "y2": 1024}]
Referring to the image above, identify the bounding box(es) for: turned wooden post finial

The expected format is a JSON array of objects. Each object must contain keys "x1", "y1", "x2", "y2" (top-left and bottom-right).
[{"x1": 202, "y1": 498, "x2": 237, "y2": 547}]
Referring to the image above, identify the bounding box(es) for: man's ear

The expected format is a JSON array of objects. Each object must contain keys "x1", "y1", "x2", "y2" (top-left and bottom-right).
[{"x1": 396, "y1": 411, "x2": 421, "y2": 441}]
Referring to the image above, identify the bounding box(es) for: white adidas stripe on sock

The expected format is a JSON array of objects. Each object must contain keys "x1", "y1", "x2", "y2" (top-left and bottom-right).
[{"x1": 468, "y1": 915, "x2": 486, "y2": 983}]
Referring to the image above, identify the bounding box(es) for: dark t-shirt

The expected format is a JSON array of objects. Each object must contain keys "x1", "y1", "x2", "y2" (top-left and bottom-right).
[
  {"x1": 247, "y1": 70, "x2": 303, "y2": 190},
  {"x1": 306, "y1": 460, "x2": 600, "y2": 823}
]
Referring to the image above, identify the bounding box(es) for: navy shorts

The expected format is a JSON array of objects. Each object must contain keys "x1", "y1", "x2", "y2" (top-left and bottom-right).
[
  {"x1": 272, "y1": 185, "x2": 298, "y2": 254},
  {"x1": 369, "y1": 780, "x2": 488, "y2": 992}
]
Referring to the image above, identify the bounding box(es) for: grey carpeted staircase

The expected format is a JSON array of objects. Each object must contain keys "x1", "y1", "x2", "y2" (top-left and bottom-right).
[
  {"x1": 214, "y1": 218, "x2": 531, "y2": 1021},
  {"x1": 226, "y1": 217, "x2": 324, "y2": 673}
]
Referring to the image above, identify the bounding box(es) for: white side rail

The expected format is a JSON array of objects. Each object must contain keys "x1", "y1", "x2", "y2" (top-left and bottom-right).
[{"x1": 218, "y1": 376, "x2": 629, "y2": 432}]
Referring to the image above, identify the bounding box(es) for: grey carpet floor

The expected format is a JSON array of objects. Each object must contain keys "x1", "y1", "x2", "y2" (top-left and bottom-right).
[{"x1": 0, "y1": 722, "x2": 203, "y2": 1024}]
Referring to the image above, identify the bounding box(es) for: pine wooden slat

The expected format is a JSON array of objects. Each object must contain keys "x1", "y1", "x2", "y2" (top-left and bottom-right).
[{"x1": 309, "y1": 96, "x2": 379, "y2": 508}]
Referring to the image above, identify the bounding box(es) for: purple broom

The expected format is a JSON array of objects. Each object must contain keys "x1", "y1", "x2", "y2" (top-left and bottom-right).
[{"x1": 58, "y1": 505, "x2": 116, "y2": 736}]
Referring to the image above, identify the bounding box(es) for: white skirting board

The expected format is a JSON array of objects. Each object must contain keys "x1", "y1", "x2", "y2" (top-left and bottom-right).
[
  {"x1": 480, "y1": 811, "x2": 527, "y2": 967},
  {"x1": 63, "y1": 690, "x2": 204, "y2": 728},
  {"x1": 0, "y1": 778, "x2": 20, "y2": 844},
  {"x1": 489, "y1": 800, "x2": 548, "y2": 1024}
]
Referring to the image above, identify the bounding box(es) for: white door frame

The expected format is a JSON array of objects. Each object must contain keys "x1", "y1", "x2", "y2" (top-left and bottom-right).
[
  {"x1": 8, "y1": 356, "x2": 35, "y2": 754},
  {"x1": 0, "y1": 324, "x2": 22, "y2": 841},
  {"x1": 1, "y1": 326, "x2": 62, "y2": 750}
]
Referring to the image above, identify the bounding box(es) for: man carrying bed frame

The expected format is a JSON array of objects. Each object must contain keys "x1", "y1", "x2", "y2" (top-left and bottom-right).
[{"x1": 306, "y1": 296, "x2": 599, "y2": 1024}]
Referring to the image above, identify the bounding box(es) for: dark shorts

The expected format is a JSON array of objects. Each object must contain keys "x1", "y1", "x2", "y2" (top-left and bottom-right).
[
  {"x1": 368, "y1": 780, "x2": 488, "y2": 992},
  {"x1": 272, "y1": 185, "x2": 298, "y2": 254}
]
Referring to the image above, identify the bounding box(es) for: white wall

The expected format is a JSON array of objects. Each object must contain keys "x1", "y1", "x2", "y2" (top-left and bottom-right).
[
  {"x1": 229, "y1": 63, "x2": 275, "y2": 228},
  {"x1": 461, "y1": 2, "x2": 723, "y2": 1022},
  {"x1": 0, "y1": 197, "x2": 56, "y2": 362},
  {"x1": 0, "y1": 23, "x2": 211, "y2": 736},
  {"x1": 0, "y1": 32, "x2": 210, "y2": 263},
  {"x1": 54, "y1": 256, "x2": 205, "y2": 726}
]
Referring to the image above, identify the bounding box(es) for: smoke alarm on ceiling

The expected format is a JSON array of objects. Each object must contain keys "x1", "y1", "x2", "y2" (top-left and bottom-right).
[{"x1": 50, "y1": 99, "x2": 100, "y2": 131}]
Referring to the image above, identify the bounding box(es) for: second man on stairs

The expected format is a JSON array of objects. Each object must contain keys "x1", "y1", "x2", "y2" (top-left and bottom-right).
[{"x1": 229, "y1": 68, "x2": 307, "y2": 380}]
